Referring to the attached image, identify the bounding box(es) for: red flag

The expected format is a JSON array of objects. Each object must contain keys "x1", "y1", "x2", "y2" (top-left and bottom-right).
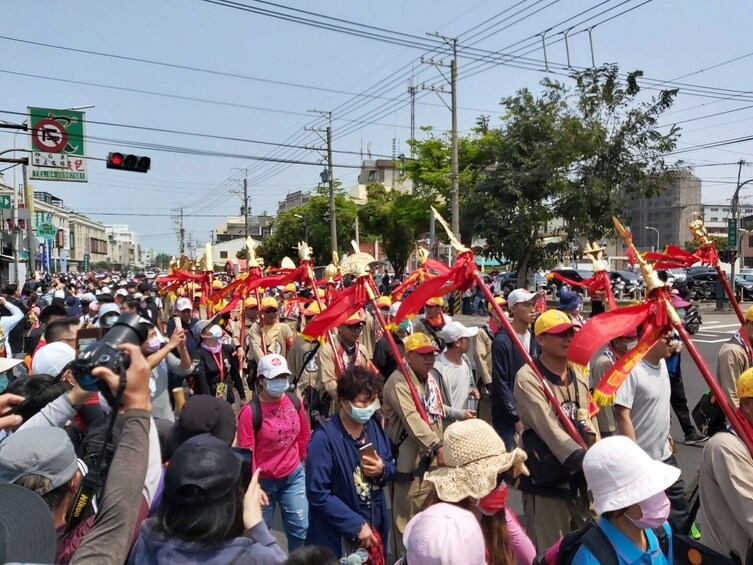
[{"x1": 302, "y1": 279, "x2": 369, "y2": 339}]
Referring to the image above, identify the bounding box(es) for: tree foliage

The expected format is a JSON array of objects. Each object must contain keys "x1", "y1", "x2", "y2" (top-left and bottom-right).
[
  {"x1": 357, "y1": 182, "x2": 432, "y2": 277},
  {"x1": 685, "y1": 235, "x2": 726, "y2": 253}
]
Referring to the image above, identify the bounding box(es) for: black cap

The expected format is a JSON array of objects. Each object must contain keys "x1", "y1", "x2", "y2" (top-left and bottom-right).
[
  {"x1": 164, "y1": 434, "x2": 242, "y2": 504},
  {"x1": 165, "y1": 395, "x2": 236, "y2": 459},
  {"x1": 0, "y1": 484, "x2": 56, "y2": 564},
  {"x1": 137, "y1": 282, "x2": 152, "y2": 293}
]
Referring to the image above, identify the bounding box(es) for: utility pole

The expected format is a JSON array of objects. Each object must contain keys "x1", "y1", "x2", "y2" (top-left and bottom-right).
[
  {"x1": 306, "y1": 110, "x2": 337, "y2": 254},
  {"x1": 733, "y1": 160, "x2": 752, "y2": 287},
  {"x1": 22, "y1": 161, "x2": 35, "y2": 275},
  {"x1": 243, "y1": 176, "x2": 249, "y2": 241},
  {"x1": 422, "y1": 33, "x2": 460, "y2": 250},
  {"x1": 408, "y1": 82, "x2": 417, "y2": 158},
  {"x1": 172, "y1": 206, "x2": 185, "y2": 255}
]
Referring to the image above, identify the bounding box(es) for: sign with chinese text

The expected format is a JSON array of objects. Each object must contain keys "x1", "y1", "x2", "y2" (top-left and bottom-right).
[{"x1": 28, "y1": 107, "x2": 87, "y2": 182}]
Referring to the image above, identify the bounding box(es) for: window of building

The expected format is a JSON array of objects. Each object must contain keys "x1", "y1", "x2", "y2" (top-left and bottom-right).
[
  {"x1": 220, "y1": 251, "x2": 228, "y2": 259},
  {"x1": 749, "y1": 235, "x2": 753, "y2": 248},
  {"x1": 710, "y1": 217, "x2": 719, "y2": 222},
  {"x1": 710, "y1": 208, "x2": 719, "y2": 212}
]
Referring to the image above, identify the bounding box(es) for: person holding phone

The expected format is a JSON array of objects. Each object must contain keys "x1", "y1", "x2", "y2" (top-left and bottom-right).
[
  {"x1": 434, "y1": 322, "x2": 481, "y2": 429},
  {"x1": 306, "y1": 365, "x2": 395, "y2": 562}
]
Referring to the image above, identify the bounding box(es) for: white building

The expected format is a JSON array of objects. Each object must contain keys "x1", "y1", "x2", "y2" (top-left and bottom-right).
[{"x1": 702, "y1": 203, "x2": 753, "y2": 236}]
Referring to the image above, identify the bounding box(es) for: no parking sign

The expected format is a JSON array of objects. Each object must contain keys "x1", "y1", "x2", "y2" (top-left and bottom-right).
[{"x1": 28, "y1": 107, "x2": 87, "y2": 182}]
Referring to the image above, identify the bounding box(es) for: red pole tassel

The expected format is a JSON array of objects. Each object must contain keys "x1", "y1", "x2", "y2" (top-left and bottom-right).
[
  {"x1": 474, "y1": 271, "x2": 587, "y2": 449},
  {"x1": 714, "y1": 265, "x2": 752, "y2": 347},
  {"x1": 674, "y1": 312, "x2": 753, "y2": 457},
  {"x1": 305, "y1": 262, "x2": 344, "y2": 375},
  {"x1": 365, "y1": 277, "x2": 430, "y2": 425}
]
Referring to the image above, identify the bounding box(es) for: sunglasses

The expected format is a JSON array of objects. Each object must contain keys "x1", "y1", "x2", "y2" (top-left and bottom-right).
[
  {"x1": 263, "y1": 308, "x2": 278, "y2": 314},
  {"x1": 345, "y1": 322, "x2": 365, "y2": 330}
]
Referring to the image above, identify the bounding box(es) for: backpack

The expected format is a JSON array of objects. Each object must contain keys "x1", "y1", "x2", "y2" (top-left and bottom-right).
[
  {"x1": 534, "y1": 519, "x2": 669, "y2": 565},
  {"x1": 249, "y1": 392, "x2": 301, "y2": 436}
]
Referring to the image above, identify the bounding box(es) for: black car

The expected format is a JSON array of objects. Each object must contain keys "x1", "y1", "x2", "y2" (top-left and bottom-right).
[{"x1": 547, "y1": 269, "x2": 594, "y2": 295}]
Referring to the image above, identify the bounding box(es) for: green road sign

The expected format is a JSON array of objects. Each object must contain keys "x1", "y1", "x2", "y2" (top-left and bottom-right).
[
  {"x1": 37, "y1": 222, "x2": 57, "y2": 239},
  {"x1": 83, "y1": 253, "x2": 90, "y2": 272},
  {"x1": 0, "y1": 195, "x2": 11, "y2": 209},
  {"x1": 728, "y1": 218, "x2": 738, "y2": 249},
  {"x1": 28, "y1": 107, "x2": 87, "y2": 182}
]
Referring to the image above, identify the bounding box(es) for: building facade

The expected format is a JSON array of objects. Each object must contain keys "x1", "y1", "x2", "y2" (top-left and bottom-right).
[{"x1": 215, "y1": 213, "x2": 273, "y2": 242}]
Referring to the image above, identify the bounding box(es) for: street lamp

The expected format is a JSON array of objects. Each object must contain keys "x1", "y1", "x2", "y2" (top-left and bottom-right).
[
  {"x1": 646, "y1": 226, "x2": 660, "y2": 252},
  {"x1": 293, "y1": 213, "x2": 308, "y2": 243}
]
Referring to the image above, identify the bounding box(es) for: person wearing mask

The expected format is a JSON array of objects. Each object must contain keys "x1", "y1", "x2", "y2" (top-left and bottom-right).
[
  {"x1": 142, "y1": 320, "x2": 193, "y2": 421},
  {"x1": 383, "y1": 332, "x2": 445, "y2": 557},
  {"x1": 128, "y1": 435, "x2": 287, "y2": 564},
  {"x1": 513, "y1": 309, "x2": 599, "y2": 552},
  {"x1": 474, "y1": 297, "x2": 507, "y2": 425},
  {"x1": 287, "y1": 301, "x2": 323, "y2": 403},
  {"x1": 716, "y1": 305, "x2": 753, "y2": 408},
  {"x1": 250, "y1": 296, "x2": 295, "y2": 361},
  {"x1": 166, "y1": 297, "x2": 198, "y2": 355},
  {"x1": 95, "y1": 302, "x2": 121, "y2": 328},
  {"x1": 306, "y1": 366, "x2": 396, "y2": 561},
  {"x1": 492, "y1": 288, "x2": 541, "y2": 450},
  {"x1": 698, "y1": 367, "x2": 753, "y2": 562},
  {"x1": 570, "y1": 436, "x2": 676, "y2": 564},
  {"x1": 589, "y1": 330, "x2": 638, "y2": 437},
  {"x1": 191, "y1": 319, "x2": 245, "y2": 406},
  {"x1": 413, "y1": 296, "x2": 451, "y2": 351},
  {"x1": 319, "y1": 310, "x2": 372, "y2": 414},
  {"x1": 424, "y1": 419, "x2": 535, "y2": 565},
  {"x1": 615, "y1": 330, "x2": 690, "y2": 534},
  {"x1": 434, "y1": 321, "x2": 480, "y2": 428},
  {"x1": 237, "y1": 354, "x2": 311, "y2": 552},
  {"x1": 137, "y1": 282, "x2": 163, "y2": 332}
]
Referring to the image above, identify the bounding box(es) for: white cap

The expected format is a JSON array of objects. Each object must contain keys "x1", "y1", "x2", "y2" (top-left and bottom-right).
[
  {"x1": 32, "y1": 342, "x2": 76, "y2": 377},
  {"x1": 175, "y1": 297, "x2": 192, "y2": 312},
  {"x1": 257, "y1": 354, "x2": 291, "y2": 380},
  {"x1": 53, "y1": 290, "x2": 65, "y2": 299},
  {"x1": 100, "y1": 287, "x2": 111, "y2": 294},
  {"x1": 404, "y1": 503, "x2": 486, "y2": 565},
  {"x1": 440, "y1": 321, "x2": 478, "y2": 344},
  {"x1": 389, "y1": 301, "x2": 401, "y2": 318},
  {"x1": 506, "y1": 288, "x2": 540, "y2": 307},
  {"x1": 98, "y1": 303, "x2": 121, "y2": 319},
  {"x1": 133, "y1": 293, "x2": 144, "y2": 300},
  {"x1": 115, "y1": 288, "x2": 128, "y2": 297},
  {"x1": 583, "y1": 436, "x2": 681, "y2": 516}
]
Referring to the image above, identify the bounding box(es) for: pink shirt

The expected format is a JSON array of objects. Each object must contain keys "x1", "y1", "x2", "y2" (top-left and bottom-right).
[{"x1": 237, "y1": 394, "x2": 311, "y2": 479}]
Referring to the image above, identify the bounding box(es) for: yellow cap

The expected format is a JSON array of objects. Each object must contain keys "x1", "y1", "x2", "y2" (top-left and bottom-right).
[
  {"x1": 746, "y1": 306, "x2": 753, "y2": 322},
  {"x1": 738, "y1": 368, "x2": 753, "y2": 399},
  {"x1": 342, "y1": 310, "x2": 365, "y2": 325},
  {"x1": 211, "y1": 280, "x2": 223, "y2": 289},
  {"x1": 487, "y1": 296, "x2": 507, "y2": 312},
  {"x1": 260, "y1": 296, "x2": 278, "y2": 311},
  {"x1": 285, "y1": 283, "x2": 296, "y2": 293},
  {"x1": 404, "y1": 332, "x2": 439, "y2": 354},
  {"x1": 376, "y1": 296, "x2": 392, "y2": 308},
  {"x1": 426, "y1": 296, "x2": 444, "y2": 307},
  {"x1": 244, "y1": 296, "x2": 258, "y2": 308},
  {"x1": 533, "y1": 309, "x2": 575, "y2": 336},
  {"x1": 303, "y1": 301, "x2": 323, "y2": 315},
  {"x1": 316, "y1": 288, "x2": 326, "y2": 297}
]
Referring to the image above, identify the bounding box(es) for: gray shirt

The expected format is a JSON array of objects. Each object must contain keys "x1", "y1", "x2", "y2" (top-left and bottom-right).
[
  {"x1": 433, "y1": 352, "x2": 474, "y2": 428},
  {"x1": 615, "y1": 359, "x2": 672, "y2": 461}
]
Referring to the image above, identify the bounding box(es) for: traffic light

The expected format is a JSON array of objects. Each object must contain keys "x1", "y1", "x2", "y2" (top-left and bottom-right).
[
  {"x1": 729, "y1": 249, "x2": 739, "y2": 263},
  {"x1": 719, "y1": 249, "x2": 730, "y2": 263},
  {"x1": 106, "y1": 152, "x2": 150, "y2": 173}
]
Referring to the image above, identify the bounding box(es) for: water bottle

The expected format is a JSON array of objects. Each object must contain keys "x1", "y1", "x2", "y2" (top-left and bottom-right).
[{"x1": 465, "y1": 387, "x2": 478, "y2": 413}]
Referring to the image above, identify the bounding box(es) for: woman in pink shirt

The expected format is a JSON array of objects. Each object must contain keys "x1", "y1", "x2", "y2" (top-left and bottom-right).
[{"x1": 237, "y1": 353, "x2": 311, "y2": 551}]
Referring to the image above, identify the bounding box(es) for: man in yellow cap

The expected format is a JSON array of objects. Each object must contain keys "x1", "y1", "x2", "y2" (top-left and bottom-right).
[
  {"x1": 473, "y1": 296, "x2": 506, "y2": 424},
  {"x1": 279, "y1": 283, "x2": 301, "y2": 333},
  {"x1": 249, "y1": 296, "x2": 295, "y2": 364},
  {"x1": 716, "y1": 305, "x2": 753, "y2": 408},
  {"x1": 699, "y1": 367, "x2": 753, "y2": 562},
  {"x1": 413, "y1": 296, "x2": 452, "y2": 351},
  {"x1": 513, "y1": 309, "x2": 599, "y2": 551},
  {"x1": 317, "y1": 310, "x2": 371, "y2": 415},
  {"x1": 287, "y1": 301, "x2": 323, "y2": 405},
  {"x1": 383, "y1": 331, "x2": 446, "y2": 557},
  {"x1": 361, "y1": 295, "x2": 391, "y2": 360}
]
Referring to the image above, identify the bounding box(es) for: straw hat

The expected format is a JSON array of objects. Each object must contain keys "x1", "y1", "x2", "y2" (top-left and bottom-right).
[{"x1": 424, "y1": 419, "x2": 528, "y2": 502}]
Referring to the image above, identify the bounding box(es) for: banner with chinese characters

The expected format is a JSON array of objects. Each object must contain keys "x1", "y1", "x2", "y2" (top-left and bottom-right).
[{"x1": 28, "y1": 107, "x2": 87, "y2": 182}]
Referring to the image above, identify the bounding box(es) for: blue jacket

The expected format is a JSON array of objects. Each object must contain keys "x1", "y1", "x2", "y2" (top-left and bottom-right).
[
  {"x1": 128, "y1": 518, "x2": 286, "y2": 565},
  {"x1": 491, "y1": 328, "x2": 538, "y2": 424},
  {"x1": 305, "y1": 413, "x2": 396, "y2": 557},
  {"x1": 572, "y1": 517, "x2": 672, "y2": 564}
]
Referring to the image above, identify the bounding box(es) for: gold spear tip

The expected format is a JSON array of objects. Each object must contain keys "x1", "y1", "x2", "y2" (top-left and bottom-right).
[
  {"x1": 431, "y1": 206, "x2": 469, "y2": 254},
  {"x1": 297, "y1": 241, "x2": 312, "y2": 261}
]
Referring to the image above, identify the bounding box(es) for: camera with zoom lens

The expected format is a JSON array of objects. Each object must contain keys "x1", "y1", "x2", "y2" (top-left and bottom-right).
[{"x1": 69, "y1": 314, "x2": 148, "y2": 402}]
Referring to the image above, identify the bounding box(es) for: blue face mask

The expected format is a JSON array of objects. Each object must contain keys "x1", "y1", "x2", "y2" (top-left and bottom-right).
[
  {"x1": 265, "y1": 377, "x2": 289, "y2": 397},
  {"x1": 348, "y1": 400, "x2": 378, "y2": 424}
]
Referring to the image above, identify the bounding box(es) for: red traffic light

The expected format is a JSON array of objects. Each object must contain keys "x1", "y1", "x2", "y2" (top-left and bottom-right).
[{"x1": 106, "y1": 152, "x2": 150, "y2": 173}]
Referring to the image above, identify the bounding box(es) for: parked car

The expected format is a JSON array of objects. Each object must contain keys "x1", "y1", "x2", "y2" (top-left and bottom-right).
[
  {"x1": 736, "y1": 274, "x2": 753, "y2": 300},
  {"x1": 685, "y1": 271, "x2": 718, "y2": 300},
  {"x1": 609, "y1": 270, "x2": 644, "y2": 297},
  {"x1": 547, "y1": 269, "x2": 594, "y2": 295},
  {"x1": 686, "y1": 266, "x2": 716, "y2": 277},
  {"x1": 496, "y1": 272, "x2": 548, "y2": 294}
]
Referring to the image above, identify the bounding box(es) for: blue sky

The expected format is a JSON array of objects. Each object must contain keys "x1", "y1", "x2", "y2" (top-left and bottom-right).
[{"x1": 2, "y1": 0, "x2": 752, "y2": 256}]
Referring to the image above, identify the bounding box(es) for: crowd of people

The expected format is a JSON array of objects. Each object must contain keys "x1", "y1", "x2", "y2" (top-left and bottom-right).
[{"x1": 0, "y1": 268, "x2": 749, "y2": 564}]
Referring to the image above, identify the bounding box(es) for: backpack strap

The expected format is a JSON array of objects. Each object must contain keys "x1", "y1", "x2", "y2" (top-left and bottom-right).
[
  {"x1": 581, "y1": 524, "x2": 619, "y2": 565},
  {"x1": 653, "y1": 524, "x2": 670, "y2": 558},
  {"x1": 251, "y1": 392, "x2": 302, "y2": 436}
]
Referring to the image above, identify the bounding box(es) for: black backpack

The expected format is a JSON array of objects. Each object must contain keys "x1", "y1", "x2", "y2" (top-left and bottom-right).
[
  {"x1": 533, "y1": 519, "x2": 669, "y2": 565},
  {"x1": 248, "y1": 392, "x2": 301, "y2": 435}
]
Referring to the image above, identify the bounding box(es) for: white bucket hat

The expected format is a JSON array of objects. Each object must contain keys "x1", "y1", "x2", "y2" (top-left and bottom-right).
[
  {"x1": 583, "y1": 436, "x2": 680, "y2": 516},
  {"x1": 424, "y1": 419, "x2": 528, "y2": 502}
]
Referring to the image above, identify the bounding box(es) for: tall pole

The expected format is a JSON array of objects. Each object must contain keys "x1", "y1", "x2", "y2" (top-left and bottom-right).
[
  {"x1": 732, "y1": 159, "x2": 746, "y2": 286},
  {"x1": 243, "y1": 176, "x2": 249, "y2": 241},
  {"x1": 327, "y1": 117, "x2": 337, "y2": 255},
  {"x1": 450, "y1": 39, "x2": 460, "y2": 247},
  {"x1": 22, "y1": 161, "x2": 35, "y2": 275},
  {"x1": 408, "y1": 83, "x2": 417, "y2": 158}
]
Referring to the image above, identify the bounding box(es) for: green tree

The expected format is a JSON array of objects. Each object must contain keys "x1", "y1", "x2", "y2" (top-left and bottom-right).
[
  {"x1": 685, "y1": 235, "x2": 726, "y2": 253},
  {"x1": 358, "y1": 182, "x2": 432, "y2": 277},
  {"x1": 153, "y1": 253, "x2": 172, "y2": 270}
]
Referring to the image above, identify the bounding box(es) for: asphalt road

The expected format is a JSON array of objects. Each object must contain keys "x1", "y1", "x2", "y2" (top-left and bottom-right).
[{"x1": 269, "y1": 310, "x2": 741, "y2": 557}]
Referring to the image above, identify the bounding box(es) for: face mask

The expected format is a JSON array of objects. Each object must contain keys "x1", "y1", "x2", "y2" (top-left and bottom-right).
[
  {"x1": 208, "y1": 325, "x2": 222, "y2": 339},
  {"x1": 348, "y1": 400, "x2": 378, "y2": 424},
  {"x1": 265, "y1": 377, "x2": 289, "y2": 397},
  {"x1": 627, "y1": 491, "x2": 670, "y2": 529},
  {"x1": 475, "y1": 482, "x2": 509, "y2": 516},
  {"x1": 101, "y1": 315, "x2": 117, "y2": 328},
  {"x1": 145, "y1": 336, "x2": 161, "y2": 353}
]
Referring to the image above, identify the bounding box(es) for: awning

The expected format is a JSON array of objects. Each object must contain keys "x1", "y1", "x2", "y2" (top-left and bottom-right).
[{"x1": 475, "y1": 256, "x2": 501, "y2": 267}]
